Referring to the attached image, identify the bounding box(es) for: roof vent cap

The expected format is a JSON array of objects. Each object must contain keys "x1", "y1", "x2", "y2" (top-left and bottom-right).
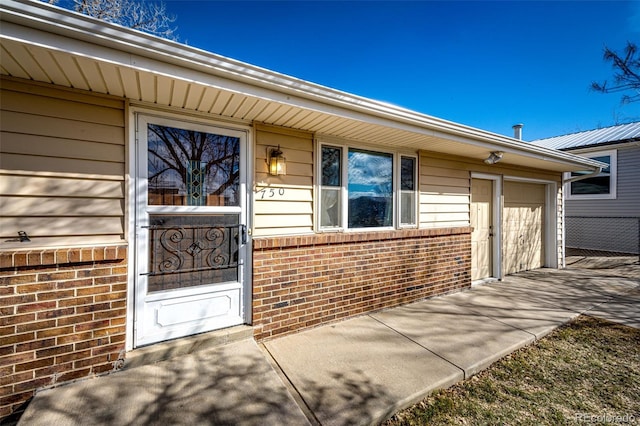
[{"x1": 512, "y1": 124, "x2": 524, "y2": 140}]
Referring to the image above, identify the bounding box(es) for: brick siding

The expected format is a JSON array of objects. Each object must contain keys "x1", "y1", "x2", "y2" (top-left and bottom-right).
[
  {"x1": 252, "y1": 227, "x2": 472, "y2": 340},
  {"x1": 0, "y1": 245, "x2": 128, "y2": 419}
]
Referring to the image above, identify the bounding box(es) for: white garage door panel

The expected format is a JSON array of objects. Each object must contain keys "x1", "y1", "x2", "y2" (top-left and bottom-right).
[{"x1": 503, "y1": 182, "x2": 545, "y2": 275}]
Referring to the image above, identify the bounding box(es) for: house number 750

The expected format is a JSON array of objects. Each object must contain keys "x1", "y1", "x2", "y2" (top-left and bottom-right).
[{"x1": 257, "y1": 187, "x2": 285, "y2": 199}]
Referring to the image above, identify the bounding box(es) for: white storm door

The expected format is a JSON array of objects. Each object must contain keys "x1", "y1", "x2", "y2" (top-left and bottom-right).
[{"x1": 135, "y1": 115, "x2": 248, "y2": 347}]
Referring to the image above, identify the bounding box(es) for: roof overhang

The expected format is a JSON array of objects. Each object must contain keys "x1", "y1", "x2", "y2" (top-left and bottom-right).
[
  {"x1": 1, "y1": 0, "x2": 604, "y2": 173},
  {"x1": 560, "y1": 140, "x2": 640, "y2": 153}
]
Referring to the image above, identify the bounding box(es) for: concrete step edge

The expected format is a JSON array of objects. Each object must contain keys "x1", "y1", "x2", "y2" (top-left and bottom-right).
[{"x1": 123, "y1": 325, "x2": 255, "y2": 370}]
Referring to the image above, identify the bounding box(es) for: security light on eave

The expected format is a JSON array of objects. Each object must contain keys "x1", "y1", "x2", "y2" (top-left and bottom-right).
[{"x1": 484, "y1": 151, "x2": 503, "y2": 165}]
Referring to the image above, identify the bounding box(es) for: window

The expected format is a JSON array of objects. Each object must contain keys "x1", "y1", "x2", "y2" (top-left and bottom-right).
[
  {"x1": 566, "y1": 149, "x2": 617, "y2": 200},
  {"x1": 319, "y1": 143, "x2": 417, "y2": 230},
  {"x1": 400, "y1": 156, "x2": 417, "y2": 226},
  {"x1": 320, "y1": 146, "x2": 342, "y2": 228}
]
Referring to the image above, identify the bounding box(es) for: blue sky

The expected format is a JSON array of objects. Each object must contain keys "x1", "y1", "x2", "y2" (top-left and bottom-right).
[{"x1": 162, "y1": 1, "x2": 639, "y2": 141}]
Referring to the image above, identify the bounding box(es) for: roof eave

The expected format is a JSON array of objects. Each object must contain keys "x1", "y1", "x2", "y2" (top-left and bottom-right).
[{"x1": 0, "y1": 0, "x2": 601, "y2": 173}]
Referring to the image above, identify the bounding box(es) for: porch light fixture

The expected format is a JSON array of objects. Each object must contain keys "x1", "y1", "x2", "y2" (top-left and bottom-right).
[
  {"x1": 268, "y1": 145, "x2": 287, "y2": 176},
  {"x1": 484, "y1": 151, "x2": 504, "y2": 165}
]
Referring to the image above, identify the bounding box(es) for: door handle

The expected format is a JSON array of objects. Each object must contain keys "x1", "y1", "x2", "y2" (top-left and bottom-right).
[{"x1": 240, "y1": 224, "x2": 247, "y2": 245}]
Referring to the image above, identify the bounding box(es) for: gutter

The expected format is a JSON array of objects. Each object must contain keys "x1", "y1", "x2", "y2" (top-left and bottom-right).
[{"x1": 563, "y1": 166, "x2": 603, "y2": 184}]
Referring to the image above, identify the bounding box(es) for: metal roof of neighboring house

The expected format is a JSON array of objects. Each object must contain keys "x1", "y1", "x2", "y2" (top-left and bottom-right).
[
  {"x1": 531, "y1": 121, "x2": 640, "y2": 151},
  {"x1": 0, "y1": 0, "x2": 605, "y2": 173}
]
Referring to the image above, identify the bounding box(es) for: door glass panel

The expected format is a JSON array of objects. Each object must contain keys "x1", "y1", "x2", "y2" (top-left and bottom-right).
[
  {"x1": 147, "y1": 124, "x2": 240, "y2": 206},
  {"x1": 146, "y1": 215, "x2": 240, "y2": 293}
]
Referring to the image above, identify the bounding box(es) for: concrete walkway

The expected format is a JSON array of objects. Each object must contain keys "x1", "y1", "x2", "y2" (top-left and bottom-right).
[{"x1": 17, "y1": 258, "x2": 640, "y2": 426}]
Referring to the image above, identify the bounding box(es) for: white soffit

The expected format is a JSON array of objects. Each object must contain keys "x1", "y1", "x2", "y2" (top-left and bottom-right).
[{"x1": 0, "y1": 0, "x2": 602, "y2": 173}]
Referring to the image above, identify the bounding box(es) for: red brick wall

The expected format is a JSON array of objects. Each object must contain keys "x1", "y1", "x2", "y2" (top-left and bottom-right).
[
  {"x1": 252, "y1": 227, "x2": 472, "y2": 340},
  {"x1": 0, "y1": 245, "x2": 128, "y2": 419}
]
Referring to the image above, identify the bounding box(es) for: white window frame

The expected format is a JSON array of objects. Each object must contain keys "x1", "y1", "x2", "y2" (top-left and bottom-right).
[
  {"x1": 318, "y1": 144, "x2": 344, "y2": 230},
  {"x1": 316, "y1": 140, "x2": 418, "y2": 232},
  {"x1": 397, "y1": 154, "x2": 419, "y2": 229},
  {"x1": 564, "y1": 149, "x2": 617, "y2": 200}
]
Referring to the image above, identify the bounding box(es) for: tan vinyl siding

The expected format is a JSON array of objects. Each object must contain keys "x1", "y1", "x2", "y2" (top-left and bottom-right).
[
  {"x1": 253, "y1": 124, "x2": 314, "y2": 236},
  {"x1": 0, "y1": 77, "x2": 125, "y2": 249},
  {"x1": 419, "y1": 154, "x2": 471, "y2": 228},
  {"x1": 419, "y1": 151, "x2": 562, "y2": 229},
  {"x1": 557, "y1": 184, "x2": 564, "y2": 266}
]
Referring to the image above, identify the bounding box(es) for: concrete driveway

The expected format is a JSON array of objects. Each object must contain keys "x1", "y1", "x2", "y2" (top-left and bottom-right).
[{"x1": 17, "y1": 256, "x2": 639, "y2": 426}]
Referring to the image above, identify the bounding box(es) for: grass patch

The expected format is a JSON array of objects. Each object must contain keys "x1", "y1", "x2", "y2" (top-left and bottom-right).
[{"x1": 384, "y1": 316, "x2": 640, "y2": 425}]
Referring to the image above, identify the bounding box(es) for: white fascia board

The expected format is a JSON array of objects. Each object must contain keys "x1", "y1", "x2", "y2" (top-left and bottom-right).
[
  {"x1": 1, "y1": 0, "x2": 601, "y2": 172},
  {"x1": 564, "y1": 140, "x2": 640, "y2": 154}
]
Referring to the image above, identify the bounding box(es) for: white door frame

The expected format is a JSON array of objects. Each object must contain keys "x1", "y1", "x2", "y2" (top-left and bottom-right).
[
  {"x1": 503, "y1": 176, "x2": 558, "y2": 270},
  {"x1": 471, "y1": 173, "x2": 502, "y2": 281},
  {"x1": 125, "y1": 107, "x2": 253, "y2": 350}
]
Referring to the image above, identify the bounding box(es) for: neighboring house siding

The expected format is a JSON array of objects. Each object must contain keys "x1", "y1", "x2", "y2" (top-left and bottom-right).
[
  {"x1": 617, "y1": 145, "x2": 640, "y2": 215},
  {"x1": 0, "y1": 77, "x2": 126, "y2": 248},
  {"x1": 564, "y1": 145, "x2": 640, "y2": 254},
  {"x1": 565, "y1": 145, "x2": 640, "y2": 216},
  {"x1": 253, "y1": 124, "x2": 314, "y2": 236}
]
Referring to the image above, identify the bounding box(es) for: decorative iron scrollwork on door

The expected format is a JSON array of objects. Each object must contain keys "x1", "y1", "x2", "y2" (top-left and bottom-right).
[{"x1": 143, "y1": 216, "x2": 243, "y2": 292}]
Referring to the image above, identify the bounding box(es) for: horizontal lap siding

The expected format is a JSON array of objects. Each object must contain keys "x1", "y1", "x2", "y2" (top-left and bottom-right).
[
  {"x1": 419, "y1": 155, "x2": 471, "y2": 228},
  {"x1": 253, "y1": 124, "x2": 314, "y2": 236},
  {"x1": 565, "y1": 145, "x2": 640, "y2": 216},
  {"x1": 564, "y1": 144, "x2": 639, "y2": 253},
  {"x1": 420, "y1": 151, "x2": 563, "y2": 268},
  {"x1": 557, "y1": 185, "x2": 564, "y2": 263},
  {"x1": 0, "y1": 78, "x2": 126, "y2": 248},
  {"x1": 613, "y1": 146, "x2": 640, "y2": 215}
]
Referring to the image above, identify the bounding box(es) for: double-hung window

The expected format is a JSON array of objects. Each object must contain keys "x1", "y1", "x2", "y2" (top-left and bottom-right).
[
  {"x1": 566, "y1": 149, "x2": 617, "y2": 200},
  {"x1": 399, "y1": 156, "x2": 417, "y2": 226},
  {"x1": 320, "y1": 146, "x2": 343, "y2": 228},
  {"x1": 318, "y1": 143, "x2": 417, "y2": 230}
]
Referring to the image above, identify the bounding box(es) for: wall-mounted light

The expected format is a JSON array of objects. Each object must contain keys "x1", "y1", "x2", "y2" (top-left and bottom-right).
[
  {"x1": 267, "y1": 145, "x2": 287, "y2": 176},
  {"x1": 484, "y1": 151, "x2": 503, "y2": 165}
]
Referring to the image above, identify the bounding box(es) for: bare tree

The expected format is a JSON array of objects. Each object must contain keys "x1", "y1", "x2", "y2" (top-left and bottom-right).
[
  {"x1": 147, "y1": 125, "x2": 240, "y2": 206},
  {"x1": 46, "y1": 0, "x2": 178, "y2": 40},
  {"x1": 592, "y1": 42, "x2": 640, "y2": 104}
]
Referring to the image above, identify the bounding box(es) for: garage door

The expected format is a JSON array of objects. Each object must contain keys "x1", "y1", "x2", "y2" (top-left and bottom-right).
[{"x1": 503, "y1": 181, "x2": 545, "y2": 275}]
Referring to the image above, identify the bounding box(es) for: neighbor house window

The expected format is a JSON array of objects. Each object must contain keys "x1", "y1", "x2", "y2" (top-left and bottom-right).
[
  {"x1": 319, "y1": 144, "x2": 417, "y2": 230},
  {"x1": 566, "y1": 149, "x2": 617, "y2": 200}
]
